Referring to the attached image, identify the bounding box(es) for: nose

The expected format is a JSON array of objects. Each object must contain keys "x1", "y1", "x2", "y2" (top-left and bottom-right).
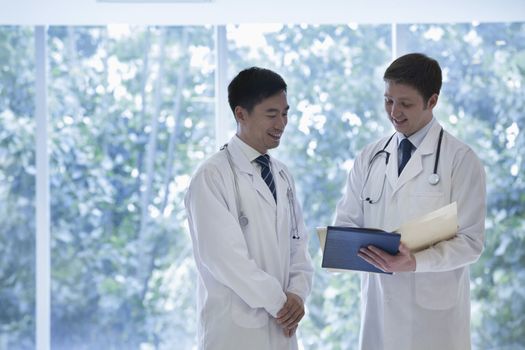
[
  {"x1": 275, "y1": 114, "x2": 287, "y2": 130},
  {"x1": 390, "y1": 102, "x2": 402, "y2": 118}
]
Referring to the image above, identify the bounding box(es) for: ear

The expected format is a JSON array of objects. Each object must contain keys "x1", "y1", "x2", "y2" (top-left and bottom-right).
[
  {"x1": 234, "y1": 106, "x2": 248, "y2": 124},
  {"x1": 426, "y1": 93, "x2": 439, "y2": 110}
]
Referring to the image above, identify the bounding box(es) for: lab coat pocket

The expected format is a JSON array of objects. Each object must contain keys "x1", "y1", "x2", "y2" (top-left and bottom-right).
[
  {"x1": 415, "y1": 271, "x2": 459, "y2": 310},
  {"x1": 230, "y1": 294, "x2": 268, "y2": 328},
  {"x1": 408, "y1": 191, "x2": 445, "y2": 219}
]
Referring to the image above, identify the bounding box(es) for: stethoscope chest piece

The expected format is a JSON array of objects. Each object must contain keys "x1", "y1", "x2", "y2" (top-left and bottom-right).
[
  {"x1": 239, "y1": 215, "x2": 249, "y2": 227},
  {"x1": 428, "y1": 173, "x2": 440, "y2": 185}
]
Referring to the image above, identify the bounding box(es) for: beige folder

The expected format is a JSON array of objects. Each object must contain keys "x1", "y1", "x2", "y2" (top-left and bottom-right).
[
  {"x1": 317, "y1": 202, "x2": 458, "y2": 254},
  {"x1": 397, "y1": 202, "x2": 458, "y2": 252}
]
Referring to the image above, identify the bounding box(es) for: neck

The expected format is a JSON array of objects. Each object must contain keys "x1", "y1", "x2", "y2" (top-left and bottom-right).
[{"x1": 236, "y1": 133, "x2": 267, "y2": 154}]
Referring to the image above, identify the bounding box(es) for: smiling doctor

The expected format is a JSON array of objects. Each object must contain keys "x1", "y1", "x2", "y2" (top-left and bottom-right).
[
  {"x1": 335, "y1": 53, "x2": 486, "y2": 350},
  {"x1": 185, "y1": 67, "x2": 313, "y2": 350}
]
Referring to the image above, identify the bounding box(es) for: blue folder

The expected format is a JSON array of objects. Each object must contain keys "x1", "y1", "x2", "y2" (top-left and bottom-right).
[{"x1": 321, "y1": 226, "x2": 401, "y2": 274}]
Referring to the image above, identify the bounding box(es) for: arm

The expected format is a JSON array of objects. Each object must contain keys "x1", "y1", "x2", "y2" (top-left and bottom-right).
[
  {"x1": 185, "y1": 166, "x2": 286, "y2": 317},
  {"x1": 334, "y1": 153, "x2": 366, "y2": 228}
]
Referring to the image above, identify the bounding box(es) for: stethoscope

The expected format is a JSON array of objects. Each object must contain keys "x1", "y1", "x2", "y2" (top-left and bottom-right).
[
  {"x1": 360, "y1": 128, "x2": 444, "y2": 204},
  {"x1": 221, "y1": 144, "x2": 300, "y2": 239}
]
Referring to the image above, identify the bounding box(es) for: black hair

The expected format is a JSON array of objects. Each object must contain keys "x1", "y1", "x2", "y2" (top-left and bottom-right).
[
  {"x1": 383, "y1": 53, "x2": 442, "y2": 104},
  {"x1": 227, "y1": 67, "x2": 287, "y2": 115}
]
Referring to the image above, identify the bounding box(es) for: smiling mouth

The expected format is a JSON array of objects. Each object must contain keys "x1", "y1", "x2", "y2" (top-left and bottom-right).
[
  {"x1": 392, "y1": 118, "x2": 407, "y2": 125},
  {"x1": 268, "y1": 132, "x2": 282, "y2": 140}
]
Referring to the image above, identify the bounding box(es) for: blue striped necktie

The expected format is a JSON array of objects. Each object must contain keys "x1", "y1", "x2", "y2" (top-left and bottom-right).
[{"x1": 255, "y1": 154, "x2": 277, "y2": 202}]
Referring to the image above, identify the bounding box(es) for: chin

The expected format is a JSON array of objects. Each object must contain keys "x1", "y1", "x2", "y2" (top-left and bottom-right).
[{"x1": 269, "y1": 138, "x2": 281, "y2": 146}]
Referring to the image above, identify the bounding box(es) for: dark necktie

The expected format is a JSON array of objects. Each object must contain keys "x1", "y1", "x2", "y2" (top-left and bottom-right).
[
  {"x1": 398, "y1": 138, "x2": 413, "y2": 175},
  {"x1": 255, "y1": 154, "x2": 277, "y2": 202}
]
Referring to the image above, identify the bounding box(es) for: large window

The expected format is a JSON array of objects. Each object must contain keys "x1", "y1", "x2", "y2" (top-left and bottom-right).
[{"x1": 0, "y1": 22, "x2": 524, "y2": 349}]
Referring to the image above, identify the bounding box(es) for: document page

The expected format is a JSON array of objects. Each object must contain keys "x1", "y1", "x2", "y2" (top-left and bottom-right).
[{"x1": 396, "y1": 202, "x2": 458, "y2": 252}]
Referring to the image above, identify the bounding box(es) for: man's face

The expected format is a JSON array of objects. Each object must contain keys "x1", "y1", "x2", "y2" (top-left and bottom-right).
[
  {"x1": 236, "y1": 90, "x2": 289, "y2": 154},
  {"x1": 384, "y1": 81, "x2": 437, "y2": 137}
]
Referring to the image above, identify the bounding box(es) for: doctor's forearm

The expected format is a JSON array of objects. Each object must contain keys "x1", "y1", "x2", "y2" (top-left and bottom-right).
[{"x1": 414, "y1": 233, "x2": 484, "y2": 272}]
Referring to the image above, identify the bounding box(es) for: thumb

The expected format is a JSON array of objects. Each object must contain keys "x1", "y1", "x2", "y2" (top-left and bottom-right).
[{"x1": 399, "y1": 242, "x2": 411, "y2": 255}]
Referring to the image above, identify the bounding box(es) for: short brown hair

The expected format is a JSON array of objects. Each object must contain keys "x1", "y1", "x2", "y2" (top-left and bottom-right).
[{"x1": 383, "y1": 53, "x2": 442, "y2": 103}]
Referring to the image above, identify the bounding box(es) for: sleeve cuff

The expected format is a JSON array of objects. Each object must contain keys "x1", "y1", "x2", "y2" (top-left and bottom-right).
[
  {"x1": 266, "y1": 293, "x2": 287, "y2": 318},
  {"x1": 414, "y1": 250, "x2": 431, "y2": 272}
]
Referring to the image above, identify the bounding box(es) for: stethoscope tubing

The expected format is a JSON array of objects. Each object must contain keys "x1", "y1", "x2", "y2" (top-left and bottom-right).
[
  {"x1": 222, "y1": 144, "x2": 300, "y2": 239},
  {"x1": 361, "y1": 128, "x2": 444, "y2": 204}
]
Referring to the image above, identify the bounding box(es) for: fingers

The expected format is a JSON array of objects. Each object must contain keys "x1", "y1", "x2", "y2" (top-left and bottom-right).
[
  {"x1": 358, "y1": 246, "x2": 388, "y2": 272},
  {"x1": 398, "y1": 242, "x2": 410, "y2": 255},
  {"x1": 277, "y1": 305, "x2": 304, "y2": 328},
  {"x1": 358, "y1": 243, "x2": 416, "y2": 272},
  {"x1": 283, "y1": 325, "x2": 297, "y2": 337},
  {"x1": 276, "y1": 303, "x2": 289, "y2": 319},
  {"x1": 276, "y1": 292, "x2": 305, "y2": 329}
]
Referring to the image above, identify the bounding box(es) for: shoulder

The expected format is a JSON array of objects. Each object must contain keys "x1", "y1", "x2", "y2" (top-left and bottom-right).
[
  {"x1": 357, "y1": 134, "x2": 395, "y2": 161},
  {"x1": 270, "y1": 155, "x2": 287, "y2": 171},
  {"x1": 441, "y1": 131, "x2": 485, "y2": 181},
  {"x1": 190, "y1": 150, "x2": 230, "y2": 183},
  {"x1": 270, "y1": 156, "x2": 292, "y2": 178},
  {"x1": 365, "y1": 134, "x2": 393, "y2": 152},
  {"x1": 442, "y1": 130, "x2": 482, "y2": 164}
]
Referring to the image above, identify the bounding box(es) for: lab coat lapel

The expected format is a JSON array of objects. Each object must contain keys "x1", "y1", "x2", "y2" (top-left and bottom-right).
[
  {"x1": 228, "y1": 138, "x2": 277, "y2": 209},
  {"x1": 394, "y1": 122, "x2": 441, "y2": 192}
]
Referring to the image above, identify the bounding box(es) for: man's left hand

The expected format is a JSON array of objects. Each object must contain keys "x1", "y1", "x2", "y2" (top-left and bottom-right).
[
  {"x1": 276, "y1": 292, "x2": 305, "y2": 330},
  {"x1": 358, "y1": 242, "x2": 416, "y2": 273}
]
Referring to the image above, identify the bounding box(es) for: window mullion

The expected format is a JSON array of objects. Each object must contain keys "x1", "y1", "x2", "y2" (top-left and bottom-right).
[
  {"x1": 214, "y1": 25, "x2": 229, "y2": 150},
  {"x1": 35, "y1": 25, "x2": 50, "y2": 350}
]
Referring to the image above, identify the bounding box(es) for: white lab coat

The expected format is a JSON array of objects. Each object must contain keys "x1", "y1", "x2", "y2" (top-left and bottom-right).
[
  {"x1": 335, "y1": 121, "x2": 486, "y2": 350},
  {"x1": 185, "y1": 136, "x2": 313, "y2": 350}
]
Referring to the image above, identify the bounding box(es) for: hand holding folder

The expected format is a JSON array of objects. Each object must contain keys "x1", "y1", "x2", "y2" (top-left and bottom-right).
[
  {"x1": 319, "y1": 226, "x2": 400, "y2": 274},
  {"x1": 317, "y1": 202, "x2": 459, "y2": 273}
]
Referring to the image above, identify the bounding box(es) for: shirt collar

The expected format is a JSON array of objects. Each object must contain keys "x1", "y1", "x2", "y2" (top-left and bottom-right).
[
  {"x1": 232, "y1": 134, "x2": 264, "y2": 162},
  {"x1": 396, "y1": 118, "x2": 435, "y2": 149}
]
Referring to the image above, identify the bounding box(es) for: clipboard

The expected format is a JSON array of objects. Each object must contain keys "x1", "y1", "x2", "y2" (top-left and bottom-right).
[{"x1": 321, "y1": 226, "x2": 401, "y2": 274}]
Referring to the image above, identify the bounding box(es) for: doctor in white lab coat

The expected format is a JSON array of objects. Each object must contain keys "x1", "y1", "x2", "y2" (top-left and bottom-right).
[
  {"x1": 335, "y1": 53, "x2": 486, "y2": 350},
  {"x1": 185, "y1": 67, "x2": 313, "y2": 350}
]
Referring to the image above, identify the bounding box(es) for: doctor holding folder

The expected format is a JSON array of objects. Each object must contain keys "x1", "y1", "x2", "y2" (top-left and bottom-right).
[{"x1": 334, "y1": 53, "x2": 486, "y2": 350}]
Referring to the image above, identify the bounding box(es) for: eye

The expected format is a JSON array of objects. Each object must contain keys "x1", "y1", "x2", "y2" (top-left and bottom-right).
[
  {"x1": 401, "y1": 102, "x2": 413, "y2": 108},
  {"x1": 384, "y1": 98, "x2": 393, "y2": 105}
]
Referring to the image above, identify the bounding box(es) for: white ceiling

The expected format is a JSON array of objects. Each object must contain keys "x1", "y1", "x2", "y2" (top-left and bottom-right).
[{"x1": 1, "y1": 0, "x2": 525, "y2": 25}]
